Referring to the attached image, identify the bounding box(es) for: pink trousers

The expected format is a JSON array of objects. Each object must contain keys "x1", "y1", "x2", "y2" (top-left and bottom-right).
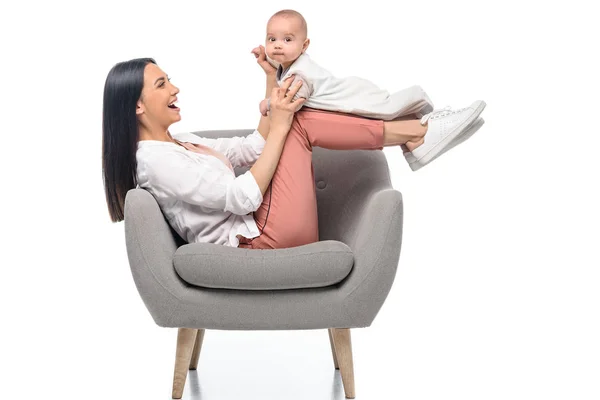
[{"x1": 238, "y1": 108, "x2": 385, "y2": 250}]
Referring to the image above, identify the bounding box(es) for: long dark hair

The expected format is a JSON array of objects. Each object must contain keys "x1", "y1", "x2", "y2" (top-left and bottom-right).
[{"x1": 102, "y1": 58, "x2": 156, "y2": 222}]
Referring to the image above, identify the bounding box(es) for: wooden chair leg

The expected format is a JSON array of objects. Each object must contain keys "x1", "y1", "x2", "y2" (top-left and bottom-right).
[
  {"x1": 172, "y1": 328, "x2": 198, "y2": 399},
  {"x1": 331, "y1": 328, "x2": 356, "y2": 399},
  {"x1": 327, "y1": 328, "x2": 340, "y2": 369},
  {"x1": 189, "y1": 329, "x2": 205, "y2": 370}
]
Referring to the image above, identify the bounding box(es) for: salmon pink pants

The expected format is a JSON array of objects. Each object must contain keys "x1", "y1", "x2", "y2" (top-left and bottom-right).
[{"x1": 238, "y1": 108, "x2": 385, "y2": 250}]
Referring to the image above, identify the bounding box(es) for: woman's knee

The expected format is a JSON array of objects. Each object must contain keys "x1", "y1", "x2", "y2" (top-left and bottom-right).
[{"x1": 286, "y1": 114, "x2": 311, "y2": 148}]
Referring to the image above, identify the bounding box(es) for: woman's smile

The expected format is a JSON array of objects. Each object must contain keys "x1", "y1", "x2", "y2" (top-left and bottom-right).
[{"x1": 168, "y1": 98, "x2": 180, "y2": 112}]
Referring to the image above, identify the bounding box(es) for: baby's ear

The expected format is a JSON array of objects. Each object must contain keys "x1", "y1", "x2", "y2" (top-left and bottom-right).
[{"x1": 302, "y1": 38, "x2": 310, "y2": 53}]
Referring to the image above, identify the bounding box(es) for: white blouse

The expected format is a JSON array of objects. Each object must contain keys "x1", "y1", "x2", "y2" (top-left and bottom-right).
[{"x1": 135, "y1": 130, "x2": 266, "y2": 247}]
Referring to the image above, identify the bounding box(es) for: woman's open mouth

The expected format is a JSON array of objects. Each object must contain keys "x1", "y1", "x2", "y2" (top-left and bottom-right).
[{"x1": 168, "y1": 100, "x2": 180, "y2": 111}]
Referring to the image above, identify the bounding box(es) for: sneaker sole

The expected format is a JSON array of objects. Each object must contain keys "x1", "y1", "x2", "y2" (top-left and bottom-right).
[
  {"x1": 412, "y1": 100, "x2": 486, "y2": 168},
  {"x1": 404, "y1": 115, "x2": 483, "y2": 164},
  {"x1": 409, "y1": 117, "x2": 485, "y2": 171}
]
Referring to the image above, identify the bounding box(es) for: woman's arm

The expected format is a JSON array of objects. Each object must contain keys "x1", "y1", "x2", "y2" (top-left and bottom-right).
[
  {"x1": 256, "y1": 72, "x2": 279, "y2": 140},
  {"x1": 172, "y1": 131, "x2": 265, "y2": 169},
  {"x1": 140, "y1": 150, "x2": 263, "y2": 216},
  {"x1": 249, "y1": 127, "x2": 287, "y2": 195},
  {"x1": 250, "y1": 76, "x2": 306, "y2": 196},
  {"x1": 251, "y1": 44, "x2": 280, "y2": 141}
]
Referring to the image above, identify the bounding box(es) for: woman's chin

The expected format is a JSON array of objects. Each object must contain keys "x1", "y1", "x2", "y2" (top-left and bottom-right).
[
  {"x1": 169, "y1": 109, "x2": 182, "y2": 122},
  {"x1": 163, "y1": 116, "x2": 181, "y2": 128}
]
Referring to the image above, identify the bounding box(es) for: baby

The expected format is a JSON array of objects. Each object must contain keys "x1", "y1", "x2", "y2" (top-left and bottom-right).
[{"x1": 252, "y1": 9, "x2": 487, "y2": 170}]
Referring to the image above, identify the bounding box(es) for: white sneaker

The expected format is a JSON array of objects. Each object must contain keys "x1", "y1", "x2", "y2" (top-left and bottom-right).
[
  {"x1": 404, "y1": 117, "x2": 485, "y2": 171},
  {"x1": 406, "y1": 100, "x2": 486, "y2": 170}
]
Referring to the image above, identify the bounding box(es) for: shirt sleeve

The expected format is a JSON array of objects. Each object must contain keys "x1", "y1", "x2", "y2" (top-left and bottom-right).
[
  {"x1": 173, "y1": 130, "x2": 266, "y2": 168},
  {"x1": 272, "y1": 72, "x2": 312, "y2": 112},
  {"x1": 289, "y1": 72, "x2": 313, "y2": 101},
  {"x1": 142, "y1": 150, "x2": 263, "y2": 215}
]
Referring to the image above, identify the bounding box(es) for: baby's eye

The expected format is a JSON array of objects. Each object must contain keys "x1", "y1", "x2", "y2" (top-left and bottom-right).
[
  {"x1": 285, "y1": 38, "x2": 292, "y2": 42},
  {"x1": 268, "y1": 37, "x2": 275, "y2": 42}
]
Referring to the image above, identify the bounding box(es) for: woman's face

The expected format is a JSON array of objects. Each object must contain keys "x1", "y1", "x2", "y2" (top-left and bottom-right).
[{"x1": 136, "y1": 63, "x2": 180, "y2": 131}]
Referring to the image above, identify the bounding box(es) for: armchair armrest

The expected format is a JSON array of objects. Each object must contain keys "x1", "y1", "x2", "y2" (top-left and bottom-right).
[
  {"x1": 346, "y1": 188, "x2": 403, "y2": 259},
  {"x1": 332, "y1": 188, "x2": 404, "y2": 308}
]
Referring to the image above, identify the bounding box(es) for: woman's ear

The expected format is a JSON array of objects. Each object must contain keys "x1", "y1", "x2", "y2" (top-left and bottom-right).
[
  {"x1": 302, "y1": 38, "x2": 310, "y2": 53},
  {"x1": 136, "y1": 100, "x2": 144, "y2": 115}
]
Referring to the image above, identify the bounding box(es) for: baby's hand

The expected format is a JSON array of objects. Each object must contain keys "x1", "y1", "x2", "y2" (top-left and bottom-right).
[
  {"x1": 251, "y1": 45, "x2": 277, "y2": 75},
  {"x1": 259, "y1": 98, "x2": 270, "y2": 116}
]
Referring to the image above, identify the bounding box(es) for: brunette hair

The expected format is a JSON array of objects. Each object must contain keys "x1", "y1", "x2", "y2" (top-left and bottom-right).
[{"x1": 102, "y1": 57, "x2": 156, "y2": 222}]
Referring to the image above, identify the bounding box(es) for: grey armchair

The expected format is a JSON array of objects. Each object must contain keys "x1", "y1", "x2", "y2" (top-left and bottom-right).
[{"x1": 124, "y1": 129, "x2": 404, "y2": 399}]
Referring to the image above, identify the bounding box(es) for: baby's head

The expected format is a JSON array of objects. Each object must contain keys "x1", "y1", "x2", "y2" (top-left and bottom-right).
[{"x1": 265, "y1": 9, "x2": 310, "y2": 69}]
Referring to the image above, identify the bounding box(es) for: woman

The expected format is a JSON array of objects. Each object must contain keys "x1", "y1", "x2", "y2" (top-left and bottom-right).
[{"x1": 102, "y1": 56, "x2": 484, "y2": 250}]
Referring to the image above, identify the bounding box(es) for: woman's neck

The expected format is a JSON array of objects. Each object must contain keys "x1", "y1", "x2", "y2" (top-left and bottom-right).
[{"x1": 138, "y1": 125, "x2": 174, "y2": 143}]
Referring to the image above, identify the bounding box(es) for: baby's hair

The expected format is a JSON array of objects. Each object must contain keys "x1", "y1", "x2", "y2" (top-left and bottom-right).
[{"x1": 269, "y1": 9, "x2": 308, "y2": 38}]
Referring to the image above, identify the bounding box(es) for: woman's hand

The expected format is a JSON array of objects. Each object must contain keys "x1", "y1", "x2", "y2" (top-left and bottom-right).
[
  {"x1": 268, "y1": 75, "x2": 306, "y2": 135},
  {"x1": 251, "y1": 45, "x2": 277, "y2": 76}
]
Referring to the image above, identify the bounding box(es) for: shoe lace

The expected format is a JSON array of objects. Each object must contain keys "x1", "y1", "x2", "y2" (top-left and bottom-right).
[{"x1": 420, "y1": 106, "x2": 466, "y2": 125}]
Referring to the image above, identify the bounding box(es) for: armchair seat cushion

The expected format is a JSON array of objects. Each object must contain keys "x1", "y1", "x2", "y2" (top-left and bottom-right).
[{"x1": 173, "y1": 240, "x2": 354, "y2": 290}]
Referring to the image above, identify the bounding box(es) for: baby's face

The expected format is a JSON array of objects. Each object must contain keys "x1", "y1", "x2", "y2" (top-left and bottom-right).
[{"x1": 265, "y1": 16, "x2": 308, "y2": 68}]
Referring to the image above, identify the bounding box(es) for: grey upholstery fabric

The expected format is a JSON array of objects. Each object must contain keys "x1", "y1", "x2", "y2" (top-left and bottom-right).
[
  {"x1": 124, "y1": 129, "x2": 403, "y2": 330},
  {"x1": 174, "y1": 240, "x2": 354, "y2": 290}
]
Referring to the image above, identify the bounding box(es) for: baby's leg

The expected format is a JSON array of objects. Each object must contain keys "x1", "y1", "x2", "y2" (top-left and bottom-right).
[{"x1": 350, "y1": 84, "x2": 434, "y2": 120}]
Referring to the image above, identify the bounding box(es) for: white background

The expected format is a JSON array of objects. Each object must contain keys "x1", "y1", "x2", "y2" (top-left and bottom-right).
[{"x1": 1, "y1": 0, "x2": 599, "y2": 399}]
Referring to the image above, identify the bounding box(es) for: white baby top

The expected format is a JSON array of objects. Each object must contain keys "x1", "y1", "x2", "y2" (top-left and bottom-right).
[
  {"x1": 135, "y1": 130, "x2": 266, "y2": 248},
  {"x1": 274, "y1": 52, "x2": 434, "y2": 120}
]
